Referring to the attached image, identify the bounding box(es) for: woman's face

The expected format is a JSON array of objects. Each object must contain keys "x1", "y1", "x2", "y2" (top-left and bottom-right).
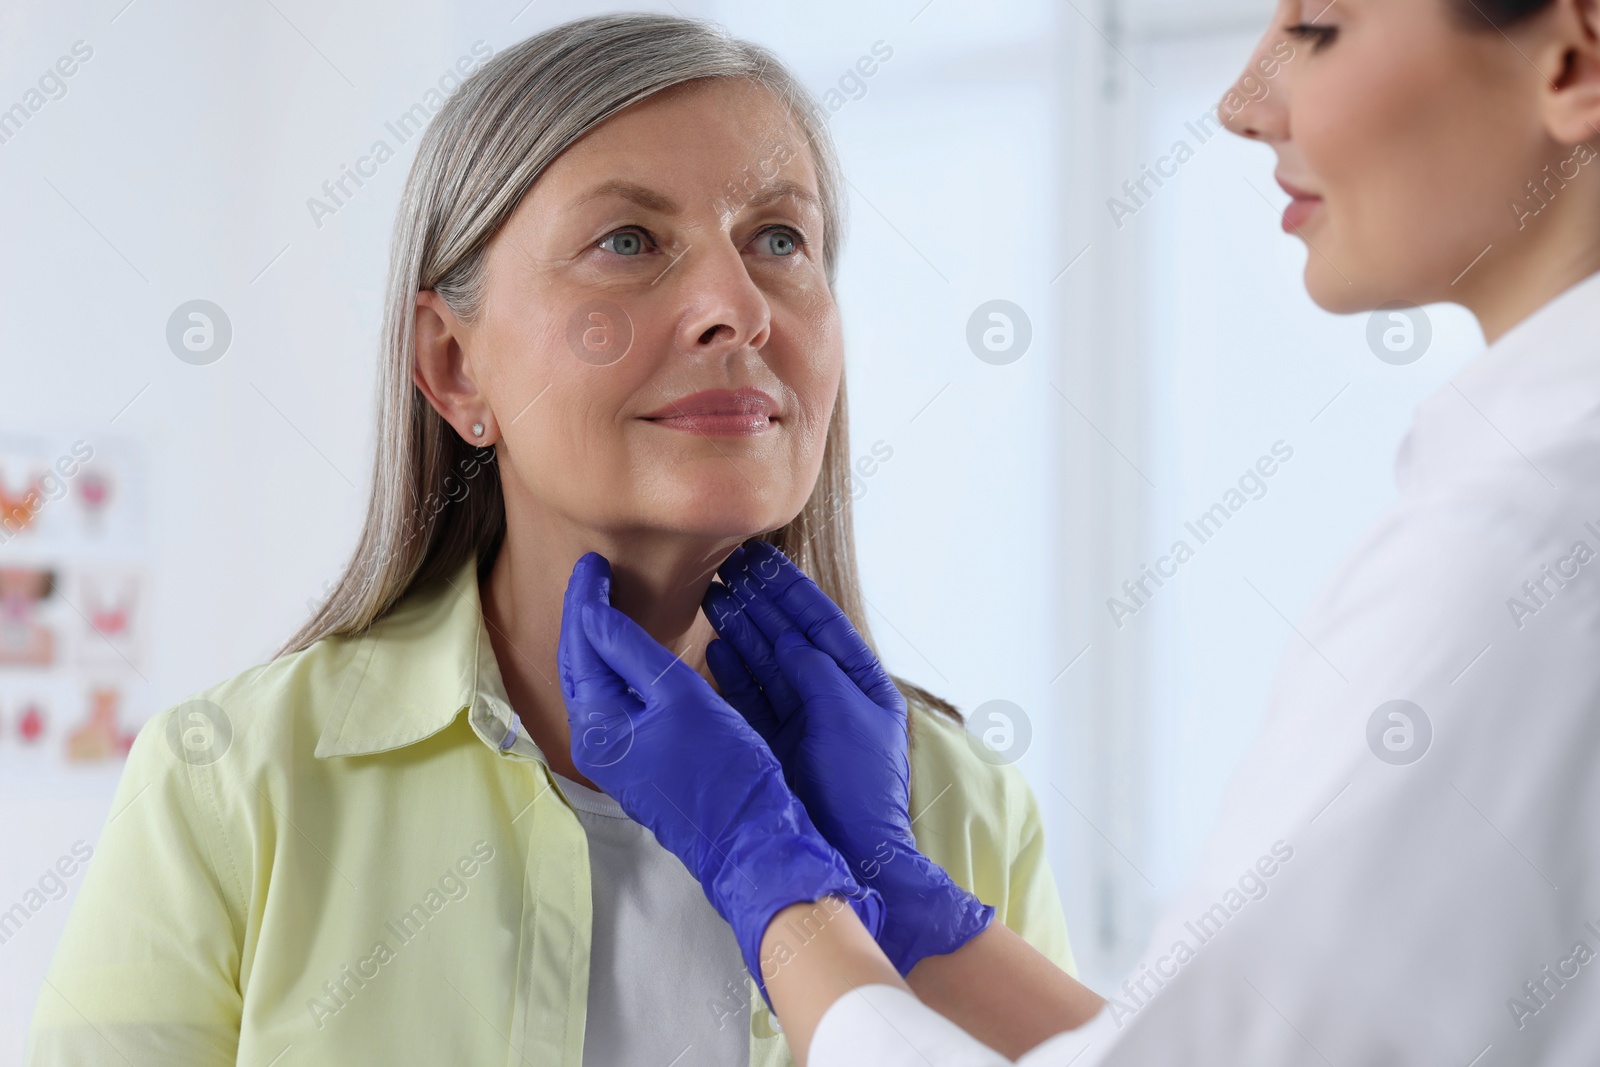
[
  {"x1": 441, "y1": 78, "x2": 840, "y2": 546},
  {"x1": 1223, "y1": 0, "x2": 1555, "y2": 312}
]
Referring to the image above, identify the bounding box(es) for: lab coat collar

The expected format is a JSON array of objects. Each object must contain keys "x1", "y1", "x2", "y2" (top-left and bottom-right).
[
  {"x1": 313, "y1": 552, "x2": 530, "y2": 761},
  {"x1": 1396, "y1": 269, "x2": 1600, "y2": 496}
]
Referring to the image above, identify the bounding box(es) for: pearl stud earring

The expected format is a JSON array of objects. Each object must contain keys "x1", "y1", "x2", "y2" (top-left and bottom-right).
[{"x1": 471, "y1": 422, "x2": 485, "y2": 437}]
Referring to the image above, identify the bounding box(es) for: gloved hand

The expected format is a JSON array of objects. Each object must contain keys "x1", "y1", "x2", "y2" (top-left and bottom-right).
[
  {"x1": 558, "y1": 551, "x2": 884, "y2": 1003},
  {"x1": 702, "y1": 540, "x2": 995, "y2": 977}
]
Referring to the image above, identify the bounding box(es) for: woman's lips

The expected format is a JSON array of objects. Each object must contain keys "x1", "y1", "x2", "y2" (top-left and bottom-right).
[
  {"x1": 1276, "y1": 176, "x2": 1323, "y2": 234},
  {"x1": 642, "y1": 388, "x2": 779, "y2": 437}
]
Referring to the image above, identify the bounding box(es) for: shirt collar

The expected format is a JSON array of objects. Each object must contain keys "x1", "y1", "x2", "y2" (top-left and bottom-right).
[
  {"x1": 1397, "y1": 269, "x2": 1600, "y2": 496},
  {"x1": 313, "y1": 551, "x2": 540, "y2": 762}
]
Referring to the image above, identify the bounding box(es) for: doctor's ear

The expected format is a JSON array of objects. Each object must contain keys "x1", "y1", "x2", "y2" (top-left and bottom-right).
[
  {"x1": 1536, "y1": 0, "x2": 1600, "y2": 146},
  {"x1": 413, "y1": 289, "x2": 497, "y2": 445}
]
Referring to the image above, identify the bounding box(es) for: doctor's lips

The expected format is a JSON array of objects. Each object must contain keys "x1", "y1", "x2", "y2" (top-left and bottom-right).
[
  {"x1": 641, "y1": 388, "x2": 779, "y2": 436},
  {"x1": 1276, "y1": 175, "x2": 1323, "y2": 233}
]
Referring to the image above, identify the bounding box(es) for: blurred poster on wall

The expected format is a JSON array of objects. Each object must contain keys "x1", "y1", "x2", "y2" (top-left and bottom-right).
[{"x1": 0, "y1": 435, "x2": 149, "y2": 769}]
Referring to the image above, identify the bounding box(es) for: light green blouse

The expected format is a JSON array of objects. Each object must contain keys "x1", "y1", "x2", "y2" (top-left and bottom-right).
[{"x1": 25, "y1": 552, "x2": 1076, "y2": 1066}]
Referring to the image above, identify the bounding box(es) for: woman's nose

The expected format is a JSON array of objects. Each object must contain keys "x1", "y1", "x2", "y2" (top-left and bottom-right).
[
  {"x1": 672, "y1": 244, "x2": 773, "y2": 354},
  {"x1": 1220, "y1": 38, "x2": 1290, "y2": 143}
]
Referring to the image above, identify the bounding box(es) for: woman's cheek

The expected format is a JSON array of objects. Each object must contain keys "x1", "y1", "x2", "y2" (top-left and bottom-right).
[
  {"x1": 1289, "y1": 70, "x2": 1347, "y2": 183},
  {"x1": 791, "y1": 297, "x2": 844, "y2": 411},
  {"x1": 779, "y1": 349, "x2": 835, "y2": 449},
  {"x1": 481, "y1": 315, "x2": 560, "y2": 411},
  {"x1": 796, "y1": 372, "x2": 841, "y2": 481},
  {"x1": 500, "y1": 371, "x2": 593, "y2": 464}
]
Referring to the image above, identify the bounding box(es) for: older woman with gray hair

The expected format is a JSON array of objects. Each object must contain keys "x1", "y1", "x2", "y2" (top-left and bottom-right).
[{"x1": 24, "y1": 13, "x2": 1075, "y2": 1067}]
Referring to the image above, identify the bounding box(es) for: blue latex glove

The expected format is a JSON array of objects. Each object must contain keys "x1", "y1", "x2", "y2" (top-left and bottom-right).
[
  {"x1": 557, "y1": 551, "x2": 885, "y2": 1003},
  {"x1": 702, "y1": 540, "x2": 995, "y2": 977}
]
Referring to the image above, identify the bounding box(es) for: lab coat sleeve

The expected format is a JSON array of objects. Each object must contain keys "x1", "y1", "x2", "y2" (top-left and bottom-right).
[
  {"x1": 811, "y1": 985, "x2": 1013, "y2": 1065},
  {"x1": 25, "y1": 707, "x2": 245, "y2": 1065},
  {"x1": 811, "y1": 985, "x2": 1108, "y2": 1066}
]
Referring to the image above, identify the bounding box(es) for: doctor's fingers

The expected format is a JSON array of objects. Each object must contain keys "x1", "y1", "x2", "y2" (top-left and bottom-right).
[
  {"x1": 559, "y1": 552, "x2": 617, "y2": 699},
  {"x1": 577, "y1": 601, "x2": 723, "y2": 719},
  {"x1": 560, "y1": 608, "x2": 641, "y2": 714},
  {"x1": 703, "y1": 582, "x2": 804, "y2": 720},
  {"x1": 721, "y1": 543, "x2": 902, "y2": 713},
  {"x1": 704, "y1": 637, "x2": 781, "y2": 742}
]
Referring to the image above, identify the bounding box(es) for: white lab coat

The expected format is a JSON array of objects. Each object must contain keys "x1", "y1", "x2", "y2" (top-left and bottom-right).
[{"x1": 813, "y1": 270, "x2": 1600, "y2": 1066}]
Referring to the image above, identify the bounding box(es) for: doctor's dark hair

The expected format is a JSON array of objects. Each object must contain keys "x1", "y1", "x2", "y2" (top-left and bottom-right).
[
  {"x1": 276, "y1": 13, "x2": 964, "y2": 727},
  {"x1": 1451, "y1": 0, "x2": 1554, "y2": 28}
]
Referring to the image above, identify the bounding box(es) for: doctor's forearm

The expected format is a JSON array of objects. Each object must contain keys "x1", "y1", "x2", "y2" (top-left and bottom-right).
[
  {"x1": 761, "y1": 897, "x2": 909, "y2": 1065},
  {"x1": 762, "y1": 901, "x2": 1105, "y2": 1065},
  {"x1": 906, "y1": 921, "x2": 1105, "y2": 1057}
]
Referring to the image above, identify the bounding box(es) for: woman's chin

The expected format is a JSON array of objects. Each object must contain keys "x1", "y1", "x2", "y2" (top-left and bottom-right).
[
  {"x1": 618, "y1": 465, "x2": 811, "y2": 540},
  {"x1": 637, "y1": 497, "x2": 796, "y2": 544},
  {"x1": 1304, "y1": 260, "x2": 1382, "y2": 317}
]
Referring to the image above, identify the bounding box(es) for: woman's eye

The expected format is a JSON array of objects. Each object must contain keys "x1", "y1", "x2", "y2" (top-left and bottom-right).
[
  {"x1": 753, "y1": 227, "x2": 801, "y2": 257},
  {"x1": 599, "y1": 229, "x2": 651, "y2": 256},
  {"x1": 1285, "y1": 22, "x2": 1337, "y2": 51}
]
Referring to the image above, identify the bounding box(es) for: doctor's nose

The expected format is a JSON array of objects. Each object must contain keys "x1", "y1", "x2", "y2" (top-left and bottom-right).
[{"x1": 1220, "y1": 38, "x2": 1291, "y2": 143}]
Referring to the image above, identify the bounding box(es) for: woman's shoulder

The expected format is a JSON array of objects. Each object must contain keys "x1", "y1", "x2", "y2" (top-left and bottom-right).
[
  {"x1": 130, "y1": 628, "x2": 371, "y2": 782},
  {"x1": 903, "y1": 694, "x2": 1074, "y2": 971},
  {"x1": 213, "y1": 628, "x2": 370, "y2": 713},
  {"x1": 906, "y1": 695, "x2": 1040, "y2": 849},
  {"x1": 137, "y1": 565, "x2": 483, "y2": 775},
  {"x1": 77, "y1": 634, "x2": 369, "y2": 939}
]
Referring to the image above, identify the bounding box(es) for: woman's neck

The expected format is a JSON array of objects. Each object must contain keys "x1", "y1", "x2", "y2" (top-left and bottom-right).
[
  {"x1": 1462, "y1": 205, "x2": 1600, "y2": 346},
  {"x1": 478, "y1": 514, "x2": 736, "y2": 789}
]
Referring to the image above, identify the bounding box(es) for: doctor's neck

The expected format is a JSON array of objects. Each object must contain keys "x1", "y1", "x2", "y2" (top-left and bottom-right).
[{"x1": 1458, "y1": 200, "x2": 1600, "y2": 345}]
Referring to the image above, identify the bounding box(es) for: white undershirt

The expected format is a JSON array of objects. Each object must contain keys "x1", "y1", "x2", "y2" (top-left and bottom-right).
[{"x1": 551, "y1": 770, "x2": 751, "y2": 1066}]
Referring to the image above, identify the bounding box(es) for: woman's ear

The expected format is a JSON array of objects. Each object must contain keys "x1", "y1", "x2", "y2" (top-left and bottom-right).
[
  {"x1": 1539, "y1": 0, "x2": 1600, "y2": 145},
  {"x1": 413, "y1": 290, "x2": 496, "y2": 444}
]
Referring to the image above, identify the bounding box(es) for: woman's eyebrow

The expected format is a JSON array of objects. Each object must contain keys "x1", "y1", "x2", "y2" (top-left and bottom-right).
[
  {"x1": 573, "y1": 179, "x2": 681, "y2": 213},
  {"x1": 740, "y1": 179, "x2": 821, "y2": 211},
  {"x1": 569, "y1": 177, "x2": 820, "y2": 216}
]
